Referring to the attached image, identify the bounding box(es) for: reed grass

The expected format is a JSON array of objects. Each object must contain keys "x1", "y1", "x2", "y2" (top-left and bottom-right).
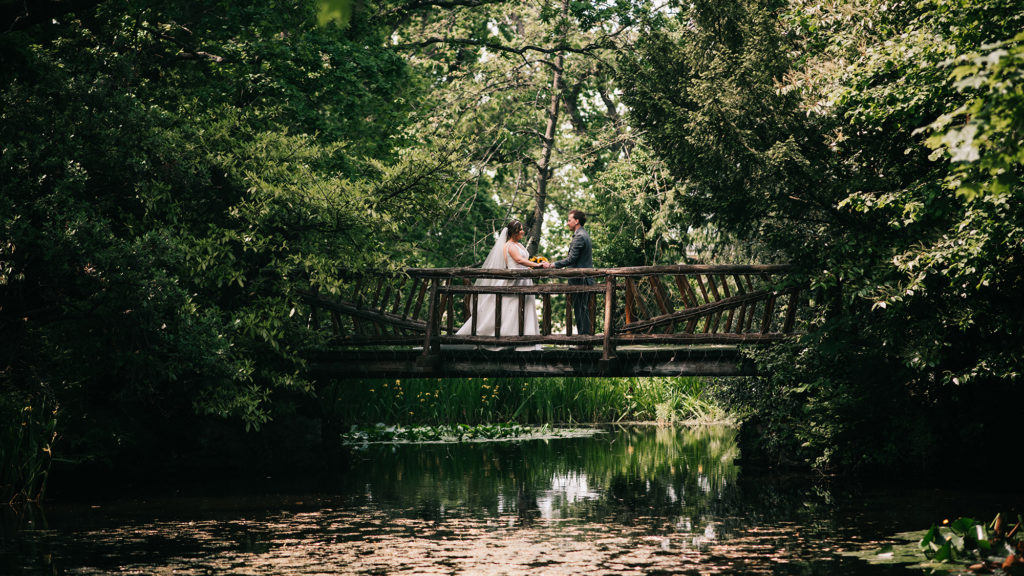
[
  {"x1": 321, "y1": 376, "x2": 727, "y2": 427},
  {"x1": 0, "y1": 390, "x2": 58, "y2": 504}
]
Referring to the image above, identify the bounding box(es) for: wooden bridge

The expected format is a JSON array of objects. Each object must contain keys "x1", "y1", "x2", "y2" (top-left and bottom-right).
[{"x1": 301, "y1": 265, "x2": 804, "y2": 378}]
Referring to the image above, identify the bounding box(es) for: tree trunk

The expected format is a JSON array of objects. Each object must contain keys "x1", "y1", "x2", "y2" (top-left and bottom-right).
[{"x1": 526, "y1": 0, "x2": 568, "y2": 257}]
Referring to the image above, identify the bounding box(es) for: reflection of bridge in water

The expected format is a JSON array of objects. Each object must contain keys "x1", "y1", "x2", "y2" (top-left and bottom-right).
[{"x1": 302, "y1": 265, "x2": 805, "y2": 378}]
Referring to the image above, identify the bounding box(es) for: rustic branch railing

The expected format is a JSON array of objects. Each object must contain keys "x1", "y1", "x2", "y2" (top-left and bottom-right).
[{"x1": 301, "y1": 264, "x2": 804, "y2": 364}]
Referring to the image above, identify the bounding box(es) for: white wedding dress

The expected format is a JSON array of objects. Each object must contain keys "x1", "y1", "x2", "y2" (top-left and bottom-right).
[{"x1": 455, "y1": 235, "x2": 541, "y2": 351}]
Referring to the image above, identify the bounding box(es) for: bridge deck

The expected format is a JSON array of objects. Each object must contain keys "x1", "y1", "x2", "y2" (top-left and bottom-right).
[{"x1": 307, "y1": 345, "x2": 755, "y2": 379}]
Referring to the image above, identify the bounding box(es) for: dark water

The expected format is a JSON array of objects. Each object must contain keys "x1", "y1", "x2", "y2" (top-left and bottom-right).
[{"x1": 2, "y1": 425, "x2": 1020, "y2": 575}]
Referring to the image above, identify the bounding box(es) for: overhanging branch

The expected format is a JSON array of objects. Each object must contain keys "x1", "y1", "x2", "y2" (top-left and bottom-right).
[{"x1": 392, "y1": 36, "x2": 610, "y2": 63}]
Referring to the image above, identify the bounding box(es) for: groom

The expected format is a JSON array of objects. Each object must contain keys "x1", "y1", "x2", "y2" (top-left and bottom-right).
[{"x1": 543, "y1": 209, "x2": 594, "y2": 342}]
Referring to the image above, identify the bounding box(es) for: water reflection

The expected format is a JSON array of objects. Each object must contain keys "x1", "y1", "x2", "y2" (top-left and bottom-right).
[
  {"x1": 341, "y1": 425, "x2": 740, "y2": 528},
  {"x1": 2, "y1": 425, "x2": 1020, "y2": 575}
]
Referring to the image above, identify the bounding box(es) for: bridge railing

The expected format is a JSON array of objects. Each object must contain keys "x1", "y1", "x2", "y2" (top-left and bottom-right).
[{"x1": 300, "y1": 264, "x2": 804, "y2": 361}]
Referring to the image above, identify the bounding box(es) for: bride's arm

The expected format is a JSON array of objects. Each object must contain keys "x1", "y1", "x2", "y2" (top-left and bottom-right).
[{"x1": 506, "y1": 243, "x2": 541, "y2": 268}]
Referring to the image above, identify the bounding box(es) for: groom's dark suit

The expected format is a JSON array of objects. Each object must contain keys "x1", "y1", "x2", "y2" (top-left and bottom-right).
[{"x1": 553, "y1": 227, "x2": 594, "y2": 336}]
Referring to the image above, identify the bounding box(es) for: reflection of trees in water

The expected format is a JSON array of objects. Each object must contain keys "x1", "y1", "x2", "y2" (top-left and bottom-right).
[{"x1": 343, "y1": 425, "x2": 741, "y2": 530}]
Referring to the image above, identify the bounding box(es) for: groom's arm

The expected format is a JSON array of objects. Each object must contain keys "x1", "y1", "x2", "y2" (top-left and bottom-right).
[{"x1": 553, "y1": 234, "x2": 586, "y2": 269}]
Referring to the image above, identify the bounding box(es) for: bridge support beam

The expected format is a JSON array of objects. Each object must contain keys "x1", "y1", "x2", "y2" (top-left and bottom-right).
[
  {"x1": 307, "y1": 346, "x2": 756, "y2": 380},
  {"x1": 598, "y1": 356, "x2": 618, "y2": 376}
]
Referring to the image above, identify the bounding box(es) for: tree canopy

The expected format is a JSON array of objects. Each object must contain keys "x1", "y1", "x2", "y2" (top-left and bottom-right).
[
  {"x1": 1, "y1": 0, "x2": 470, "y2": 494},
  {"x1": 621, "y1": 0, "x2": 1023, "y2": 469}
]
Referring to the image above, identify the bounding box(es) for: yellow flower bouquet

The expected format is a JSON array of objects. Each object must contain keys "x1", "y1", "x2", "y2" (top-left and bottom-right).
[{"x1": 529, "y1": 256, "x2": 549, "y2": 264}]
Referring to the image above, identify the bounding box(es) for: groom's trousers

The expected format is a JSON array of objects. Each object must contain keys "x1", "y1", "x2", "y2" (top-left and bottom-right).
[{"x1": 568, "y1": 277, "x2": 595, "y2": 335}]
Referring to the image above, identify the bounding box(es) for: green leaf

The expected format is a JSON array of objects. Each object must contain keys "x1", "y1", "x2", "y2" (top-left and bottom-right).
[
  {"x1": 950, "y1": 517, "x2": 977, "y2": 535},
  {"x1": 920, "y1": 525, "x2": 937, "y2": 551},
  {"x1": 938, "y1": 526, "x2": 964, "y2": 552},
  {"x1": 955, "y1": 182, "x2": 982, "y2": 201},
  {"x1": 933, "y1": 540, "x2": 954, "y2": 563}
]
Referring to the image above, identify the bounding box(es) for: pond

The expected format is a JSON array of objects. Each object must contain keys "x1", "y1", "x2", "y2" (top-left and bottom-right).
[{"x1": 2, "y1": 425, "x2": 1020, "y2": 575}]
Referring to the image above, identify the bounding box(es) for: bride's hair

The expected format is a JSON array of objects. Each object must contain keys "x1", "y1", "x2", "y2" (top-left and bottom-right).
[{"x1": 506, "y1": 219, "x2": 524, "y2": 237}]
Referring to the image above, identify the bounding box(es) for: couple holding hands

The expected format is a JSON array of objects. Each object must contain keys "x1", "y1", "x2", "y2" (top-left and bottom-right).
[{"x1": 455, "y1": 210, "x2": 594, "y2": 349}]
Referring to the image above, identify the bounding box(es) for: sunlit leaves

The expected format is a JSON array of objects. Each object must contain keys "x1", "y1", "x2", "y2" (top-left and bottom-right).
[
  {"x1": 918, "y1": 32, "x2": 1024, "y2": 202},
  {"x1": 316, "y1": 0, "x2": 353, "y2": 28}
]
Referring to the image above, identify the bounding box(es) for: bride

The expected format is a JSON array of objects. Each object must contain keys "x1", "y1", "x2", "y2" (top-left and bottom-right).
[{"x1": 456, "y1": 220, "x2": 543, "y2": 350}]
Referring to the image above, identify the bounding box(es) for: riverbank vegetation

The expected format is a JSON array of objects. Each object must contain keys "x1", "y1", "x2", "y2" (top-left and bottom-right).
[
  {"x1": 323, "y1": 376, "x2": 725, "y2": 430},
  {"x1": 2, "y1": 0, "x2": 1022, "y2": 502},
  {"x1": 623, "y1": 0, "x2": 1024, "y2": 473}
]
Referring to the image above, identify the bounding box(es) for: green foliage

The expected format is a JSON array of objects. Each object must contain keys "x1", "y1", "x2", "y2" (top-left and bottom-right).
[
  {"x1": 620, "y1": 0, "x2": 1024, "y2": 472},
  {"x1": 0, "y1": 0, "x2": 471, "y2": 479},
  {"x1": 0, "y1": 0, "x2": 695, "y2": 494},
  {"x1": 0, "y1": 389, "x2": 58, "y2": 503},
  {"x1": 781, "y1": 0, "x2": 1024, "y2": 389},
  {"x1": 589, "y1": 147, "x2": 689, "y2": 266},
  {"x1": 319, "y1": 376, "x2": 724, "y2": 429},
  {"x1": 618, "y1": 0, "x2": 813, "y2": 247},
  {"x1": 845, "y1": 514, "x2": 1024, "y2": 571},
  {"x1": 389, "y1": 0, "x2": 673, "y2": 261},
  {"x1": 316, "y1": 0, "x2": 353, "y2": 28},
  {"x1": 919, "y1": 515, "x2": 1023, "y2": 566}
]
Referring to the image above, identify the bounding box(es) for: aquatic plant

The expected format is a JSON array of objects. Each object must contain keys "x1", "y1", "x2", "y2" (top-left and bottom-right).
[
  {"x1": 339, "y1": 422, "x2": 589, "y2": 444},
  {"x1": 919, "y1": 514, "x2": 1023, "y2": 571},
  {"x1": 0, "y1": 390, "x2": 58, "y2": 504},
  {"x1": 852, "y1": 514, "x2": 1024, "y2": 573}
]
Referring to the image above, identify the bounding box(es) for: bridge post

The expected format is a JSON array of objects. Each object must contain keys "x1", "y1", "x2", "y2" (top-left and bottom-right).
[
  {"x1": 782, "y1": 287, "x2": 801, "y2": 334},
  {"x1": 417, "y1": 278, "x2": 441, "y2": 371},
  {"x1": 602, "y1": 274, "x2": 616, "y2": 362}
]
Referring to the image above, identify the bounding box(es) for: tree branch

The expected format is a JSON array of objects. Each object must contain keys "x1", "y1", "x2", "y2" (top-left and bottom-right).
[
  {"x1": 392, "y1": 36, "x2": 611, "y2": 63},
  {"x1": 140, "y1": 24, "x2": 225, "y2": 63},
  {"x1": 559, "y1": 76, "x2": 588, "y2": 134}
]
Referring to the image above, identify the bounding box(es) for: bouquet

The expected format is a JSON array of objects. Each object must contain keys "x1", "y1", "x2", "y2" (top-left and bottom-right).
[{"x1": 529, "y1": 256, "x2": 549, "y2": 264}]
